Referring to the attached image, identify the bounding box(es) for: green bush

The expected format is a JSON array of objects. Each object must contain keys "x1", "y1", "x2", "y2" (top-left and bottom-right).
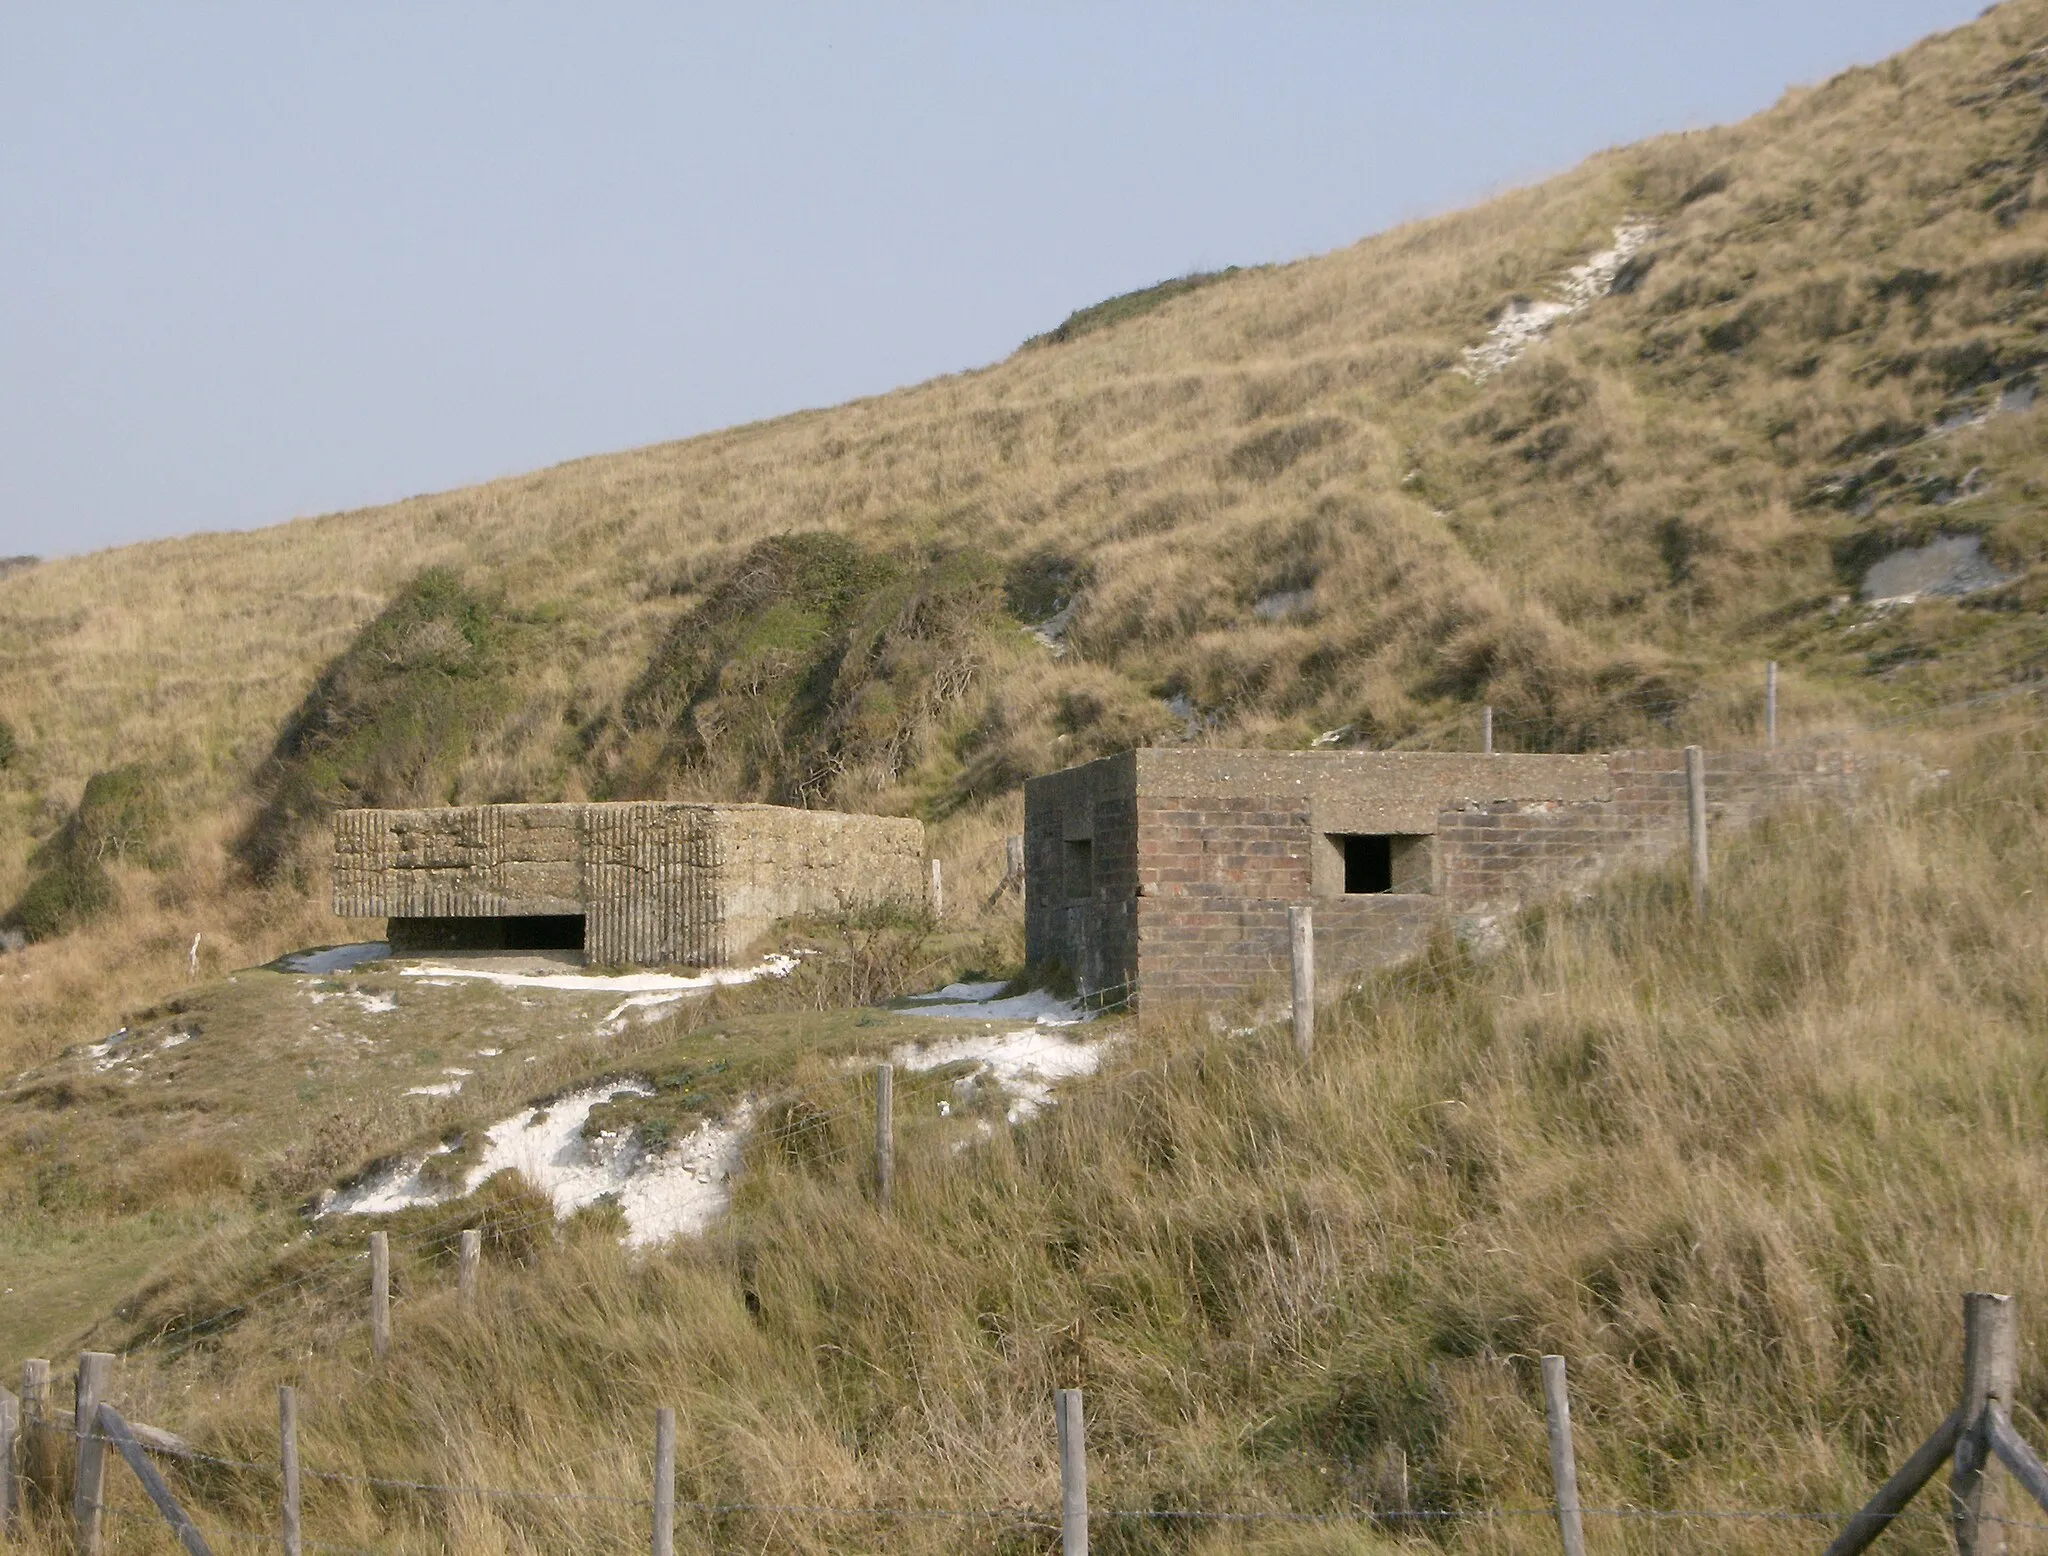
[
  {"x1": 239, "y1": 568, "x2": 524, "y2": 881},
  {"x1": 7, "y1": 762, "x2": 169, "y2": 941},
  {"x1": 612, "y1": 534, "x2": 1005, "y2": 804},
  {"x1": 0, "y1": 719, "x2": 16, "y2": 770},
  {"x1": 1023, "y1": 267, "x2": 1245, "y2": 348},
  {"x1": 13, "y1": 855, "x2": 114, "y2": 941}
]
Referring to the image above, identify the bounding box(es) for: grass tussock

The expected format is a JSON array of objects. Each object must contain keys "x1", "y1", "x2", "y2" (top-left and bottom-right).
[{"x1": 9, "y1": 718, "x2": 2034, "y2": 1553}]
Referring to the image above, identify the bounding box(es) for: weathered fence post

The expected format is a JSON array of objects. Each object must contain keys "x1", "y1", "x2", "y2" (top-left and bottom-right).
[
  {"x1": 97, "y1": 1405, "x2": 214, "y2": 1556},
  {"x1": 1288, "y1": 905, "x2": 1314, "y2": 1062},
  {"x1": 279, "y1": 1385, "x2": 301, "y2": 1556},
  {"x1": 369, "y1": 1231, "x2": 390, "y2": 1361},
  {"x1": 73, "y1": 1351, "x2": 112, "y2": 1556},
  {"x1": 1056, "y1": 1389, "x2": 1088, "y2": 1556},
  {"x1": 929, "y1": 858, "x2": 944, "y2": 919},
  {"x1": 1765, "y1": 660, "x2": 1778, "y2": 749},
  {"x1": 1684, "y1": 745, "x2": 1708, "y2": 911},
  {"x1": 1954, "y1": 1291, "x2": 2017, "y2": 1556},
  {"x1": 874, "y1": 1062, "x2": 894, "y2": 1214},
  {"x1": 1482, "y1": 705, "x2": 1494, "y2": 755},
  {"x1": 0, "y1": 1383, "x2": 18, "y2": 1537},
  {"x1": 1540, "y1": 1356, "x2": 1588, "y2": 1556},
  {"x1": 21, "y1": 1359, "x2": 50, "y2": 1511},
  {"x1": 458, "y1": 1228, "x2": 481, "y2": 1311},
  {"x1": 652, "y1": 1407, "x2": 676, "y2": 1556},
  {"x1": 1006, "y1": 833, "x2": 1025, "y2": 884}
]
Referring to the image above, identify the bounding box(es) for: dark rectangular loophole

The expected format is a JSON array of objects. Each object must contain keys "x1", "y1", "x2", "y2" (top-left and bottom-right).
[
  {"x1": 388, "y1": 915, "x2": 586, "y2": 952},
  {"x1": 1342, "y1": 835, "x2": 1392, "y2": 894}
]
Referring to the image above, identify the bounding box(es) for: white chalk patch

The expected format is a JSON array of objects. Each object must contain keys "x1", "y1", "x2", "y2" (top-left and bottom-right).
[
  {"x1": 598, "y1": 991, "x2": 691, "y2": 1036},
  {"x1": 308, "y1": 990, "x2": 397, "y2": 1015},
  {"x1": 405, "y1": 1080, "x2": 463, "y2": 1098},
  {"x1": 323, "y1": 1145, "x2": 453, "y2": 1216},
  {"x1": 1462, "y1": 222, "x2": 1653, "y2": 381},
  {"x1": 616, "y1": 1105, "x2": 756, "y2": 1246},
  {"x1": 399, "y1": 953, "x2": 797, "y2": 995},
  {"x1": 325, "y1": 1078, "x2": 760, "y2": 1245},
  {"x1": 475, "y1": 1047, "x2": 502, "y2": 1058},
  {"x1": 281, "y1": 944, "x2": 391, "y2": 975},
  {"x1": 890, "y1": 1028, "x2": 1117, "y2": 1122},
  {"x1": 160, "y1": 1032, "x2": 193, "y2": 1049}
]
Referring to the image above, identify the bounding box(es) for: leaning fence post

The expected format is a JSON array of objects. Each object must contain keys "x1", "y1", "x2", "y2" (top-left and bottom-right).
[
  {"x1": 1954, "y1": 1291, "x2": 2017, "y2": 1556},
  {"x1": 652, "y1": 1407, "x2": 676, "y2": 1556},
  {"x1": 1540, "y1": 1356, "x2": 1588, "y2": 1556},
  {"x1": 73, "y1": 1351, "x2": 112, "y2": 1556},
  {"x1": 458, "y1": 1228, "x2": 481, "y2": 1311},
  {"x1": 1482, "y1": 705, "x2": 1494, "y2": 755},
  {"x1": 279, "y1": 1385, "x2": 301, "y2": 1556},
  {"x1": 1684, "y1": 745, "x2": 1708, "y2": 911},
  {"x1": 1765, "y1": 660, "x2": 1778, "y2": 748},
  {"x1": 369, "y1": 1231, "x2": 391, "y2": 1361},
  {"x1": 1288, "y1": 904, "x2": 1314, "y2": 1062},
  {"x1": 1056, "y1": 1388, "x2": 1088, "y2": 1556},
  {"x1": 874, "y1": 1063, "x2": 895, "y2": 1213}
]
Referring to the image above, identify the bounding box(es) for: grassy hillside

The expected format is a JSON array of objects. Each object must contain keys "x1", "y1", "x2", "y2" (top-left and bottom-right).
[
  {"x1": 11, "y1": 2, "x2": 2048, "y2": 1063},
  {"x1": 1, "y1": 710, "x2": 2038, "y2": 1555}
]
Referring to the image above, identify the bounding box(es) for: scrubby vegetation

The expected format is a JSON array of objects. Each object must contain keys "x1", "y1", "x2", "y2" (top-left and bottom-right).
[
  {"x1": 1024, "y1": 266, "x2": 1249, "y2": 347},
  {"x1": 238, "y1": 567, "x2": 538, "y2": 883},
  {"x1": 7, "y1": 763, "x2": 169, "y2": 941}
]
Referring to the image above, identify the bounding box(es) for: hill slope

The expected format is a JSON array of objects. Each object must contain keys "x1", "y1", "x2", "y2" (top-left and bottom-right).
[{"x1": 11, "y1": 3, "x2": 2048, "y2": 1057}]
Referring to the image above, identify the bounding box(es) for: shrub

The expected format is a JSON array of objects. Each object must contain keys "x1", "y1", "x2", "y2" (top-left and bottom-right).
[
  {"x1": 13, "y1": 855, "x2": 114, "y2": 941},
  {"x1": 0, "y1": 719, "x2": 15, "y2": 770},
  {"x1": 611, "y1": 534, "x2": 1006, "y2": 804},
  {"x1": 1023, "y1": 267, "x2": 1245, "y2": 347},
  {"x1": 7, "y1": 762, "x2": 169, "y2": 941},
  {"x1": 239, "y1": 568, "x2": 524, "y2": 881}
]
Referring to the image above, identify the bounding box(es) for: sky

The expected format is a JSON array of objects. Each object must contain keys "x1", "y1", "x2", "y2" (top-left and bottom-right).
[{"x1": 0, "y1": 2, "x2": 1991, "y2": 560}]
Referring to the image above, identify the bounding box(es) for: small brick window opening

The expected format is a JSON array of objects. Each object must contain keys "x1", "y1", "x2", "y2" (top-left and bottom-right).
[
  {"x1": 1063, "y1": 838, "x2": 1094, "y2": 900},
  {"x1": 1332, "y1": 834, "x2": 1431, "y2": 894}
]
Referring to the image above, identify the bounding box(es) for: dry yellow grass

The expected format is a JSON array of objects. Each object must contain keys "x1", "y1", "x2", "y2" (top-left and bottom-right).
[
  {"x1": 10, "y1": 1, "x2": 2048, "y2": 1063},
  {"x1": 0, "y1": 713, "x2": 2038, "y2": 1555},
  {"x1": 9, "y1": 9, "x2": 2048, "y2": 1548}
]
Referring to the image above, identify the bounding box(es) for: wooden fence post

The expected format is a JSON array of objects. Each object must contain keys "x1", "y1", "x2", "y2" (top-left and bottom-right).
[
  {"x1": 73, "y1": 1351, "x2": 112, "y2": 1556},
  {"x1": 1482, "y1": 705, "x2": 1494, "y2": 755},
  {"x1": 1954, "y1": 1291, "x2": 2017, "y2": 1556},
  {"x1": 1006, "y1": 834, "x2": 1025, "y2": 884},
  {"x1": 929, "y1": 858, "x2": 944, "y2": 920},
  {"x1": 874, "y1": 1063, "x2": 895, "y2": 1213},
  {"x1": 369, "y1": 1231, "x2": 390, "y2": 1362},
  {"x1": 1540, "y1": 1356, "x2": 1588, "y2": 1556},
  {"x1": 1765, "y1": 660, "x2": 1778, "y2": 749},
  {"x1": 1288, "y1": 905, "x2": 1314, "y2": 1062},
  {"x1": 97, "y1": 1406, "x2": 213, "y2": 1556},
  {"x1": 1684, "y1": 745, "x2": 1708, "y2": 911},
  {"x1": 1056, "y1": 1389, "x2": 1087, "y2": 1556},
  {"x1": 0, "y1": 1384, "x2": 17, "y2": 1538},
  {"x1": 279, "y1": 1385, "x2": 301, "y2": 1556},
  {"x1": 21, "y1": 1359, "x2": 50, "y2": 1512},
  {"x1": 458, "y1": 1228, "x2": 481, "y2": 1311},
  {"x1": 652, "y1": 1407, "x2": 676, "y2": 1556}
]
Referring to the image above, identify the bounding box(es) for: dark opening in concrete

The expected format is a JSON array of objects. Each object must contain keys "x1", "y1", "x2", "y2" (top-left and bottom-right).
[
  {"x1": 388, "y1": 915, "x2": 587, "y2": 953},
  {"x1": 1332, "y1": 835, "x2": 1432, "y2": 894}
]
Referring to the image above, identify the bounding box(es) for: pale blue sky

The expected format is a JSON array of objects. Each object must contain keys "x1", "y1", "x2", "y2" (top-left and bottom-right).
[{"x1": 0, "y1": 3, "x2": 1988, "y2": 558}]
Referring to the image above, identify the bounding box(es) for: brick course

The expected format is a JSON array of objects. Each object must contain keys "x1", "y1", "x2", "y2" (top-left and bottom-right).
[{"x1": 1024, "y1": 746, "x2": 1862, "y2": 1008}]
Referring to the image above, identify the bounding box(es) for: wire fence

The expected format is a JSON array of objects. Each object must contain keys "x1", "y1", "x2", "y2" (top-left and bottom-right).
[{"x1": 19, "y1": 671, "x2": 2048, "y2": 1550}]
